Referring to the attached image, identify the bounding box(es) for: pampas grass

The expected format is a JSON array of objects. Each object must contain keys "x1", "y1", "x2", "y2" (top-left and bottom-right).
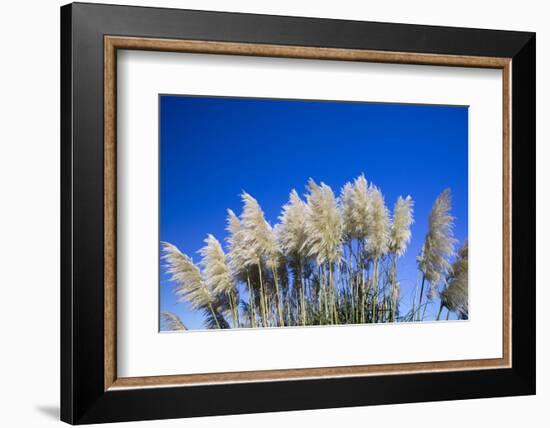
[
  {"x1": 347, "y1": 174, "x2": 371, "y2": 240},
  {"x1": 161, "y1": 312, "x2": 187, "y2": 331},
  {"x1": 162, "y1": 242, "x2": 221, "y2": 328},
  {"x1": 278, "y1": 190, "x2": 308, "y2": 256},
  {"x1": 303, "y1": 179, "x2": 343, "y2": 266},
  {"x1": 226, "y1": 209, "x2": 257, "y2": 327},
  {"x1": 416, "y1": 189, "x2": 457, "y2": 320},
  {"x1": 366, "y1": 186, "x2": 390, "y2": 260},
  {"x1": 162, "y1": 176, "x2": 466, "y2": 329},
  {"x1": 277, "y1": 190, "x2": 308, "y2": 324},
  {"x1": 240, "y1": 192, "x2": 284, "y2": 326},
  {"x1": 225, "y1": 209, "x2": 250, "y2": 280},
  {"x1": 199, "y1": 234, "x2": 239, "y2": 327},
  {"x1": 389, "y1": 196, "x2": 414, "y2": 321},
  {"x1": 303, "y1": 179, "x2": 342, "y2": 323},
  {"x1": 366, "y1": 185, "x2": 390, "y2": 322},
  {"x1": 439, "y1": 240, "x2": 468, "y2": 320},
  {"x1": 389, "y1": 196, "x2": 414, "y2": 257}
]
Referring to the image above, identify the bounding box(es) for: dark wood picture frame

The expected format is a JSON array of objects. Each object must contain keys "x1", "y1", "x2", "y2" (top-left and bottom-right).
[{"x1": 61, "y1": 2, "x2": 535, "y2": 424}]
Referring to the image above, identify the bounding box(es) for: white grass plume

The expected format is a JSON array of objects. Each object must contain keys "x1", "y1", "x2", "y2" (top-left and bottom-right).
[
  {"x1": 162, "y1": 242, "x2": 214, "y2": 310},
  {"x1": 225, "y1": 209, "x2": 252, "y2": 279},
  {"x1": 303, "y1": 179, "x2": 343, "y2": 265},
  {"x1": 441, "y1": 240, "x2": 468, "y2": 318},
  {"x1": 417, "y1": 189, "x2": 457, "y2": 297},
  {"x1": 161, "y1": 311, "x2": 187, "y2": 331},
  {"x1": 340, "y1": 174, "x2": 372, "y2": 241},
  {"x1": 351, "y1": 175, "x2": 372, "y2": 239},
  {"x1": 366, "y1": 185, "x2": 390, "y2": 259},
  {"x1": 199, "y1": 234, "x2": 234, "y2": 296},
  {"x1": 240, "y1": 192, "x2": 281, "y2": 268},
  {"x1": 340, "y1": 181, "x2": 356, "y2": 240},
  {"x1": 389, "y1": 196, "x2": 414, "y2": 257},
  {"x1": 277, "y1": 189, "x2": 307, "y2": 256}
]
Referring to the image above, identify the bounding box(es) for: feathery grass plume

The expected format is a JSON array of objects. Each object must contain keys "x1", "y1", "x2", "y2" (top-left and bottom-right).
[
  {"x1": 303, "y1": 179, "x2": 343, "y2": 265},
  {"x1": 389, "y1": 196, "x2": 414, "y2": 256},
  {"x1": 366, "y1": 186, "x2": 390, "y2": 259},
  {"x1": 366, "y1": 186, "x2": 390, "y2": 322},
  {"x1": 240, "y1": 192, "x2": 281, "y2": 266},
  {"x1": 303, "y1": 179, "x2": 343, "y2": 323},
  {"x1": 161, "y1": 311, "x2": 187, "y2": 331},
  {"x1": 417, "y1": 189, "x2": 456, "y2": 289},
  {"x1": 340, "y1": 181, "x2": 356, "y2": 241},
  {"x1": 226, "y1": 209, "x2": 256, "y2": 327},
  {"x1": 350, "y1": 174, "x2": 372, "y2": 240},
  {"x1": 162, "y1": 242, "x2": 221, "y2": 329},
  {"x1": 416, "y1": 189, "x2": 456, "y2": 320},
  {"x1": 199, "y1": 234, "x2": 234, "y2": 296},
  {"x1": 388, "y1": 195, "x2": 414, "y2": 321},
  {"x1": 440, "y1": 240, "x2": 468, "y2": 320},
  {"x1": 199, "y1": 234, "x2": 239, "y2": 326},
  {"x1": 340, "y1": 175, "x2": 371, "y2": 241},
  {"x1": 277, "y1": 190, "x2": 308, "y2": 324},
  {"x1": 339, "y1": 180, "x2": 357, "y2": 322},
  {"x1": 339, "y1": 175, "x2": 372, "y2": 324},
  {"x1": 162, "y1": 242, "x2": 214, "y2": 310},
  {"x1": 225, "y1": 209, "x2": 250, "y2": 279},
  {"x1": 240, "y1": 192, "x2": 284, "y2": 325},
  {"x1": 277, "y1": 189, "x2": 308, "y2": 256}
]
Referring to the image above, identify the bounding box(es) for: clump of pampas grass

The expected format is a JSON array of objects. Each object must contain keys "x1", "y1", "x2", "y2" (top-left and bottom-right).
[{"x1": 162, "y1": 176, "x2": 465, "y2": 329}]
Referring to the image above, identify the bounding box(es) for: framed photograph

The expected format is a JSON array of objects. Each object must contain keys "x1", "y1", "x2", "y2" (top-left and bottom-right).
[{"x1": 61, "y1": 2, "x2": 535, "y2": 424}]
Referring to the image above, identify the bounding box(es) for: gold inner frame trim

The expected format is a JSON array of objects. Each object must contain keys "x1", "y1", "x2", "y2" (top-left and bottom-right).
[{"x1": 104, "y1": 35, "x2": 512, "y2": 391}]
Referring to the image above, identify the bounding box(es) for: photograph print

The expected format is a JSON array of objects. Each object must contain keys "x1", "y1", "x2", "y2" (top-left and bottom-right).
[{"x1": 159, "y1": 95, "x2": 468, "y2": 331}]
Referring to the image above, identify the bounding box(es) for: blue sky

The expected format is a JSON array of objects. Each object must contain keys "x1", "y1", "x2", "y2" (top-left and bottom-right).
[{"x1": 159, "y1": 95, "x2": 468, "y2": 330}]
